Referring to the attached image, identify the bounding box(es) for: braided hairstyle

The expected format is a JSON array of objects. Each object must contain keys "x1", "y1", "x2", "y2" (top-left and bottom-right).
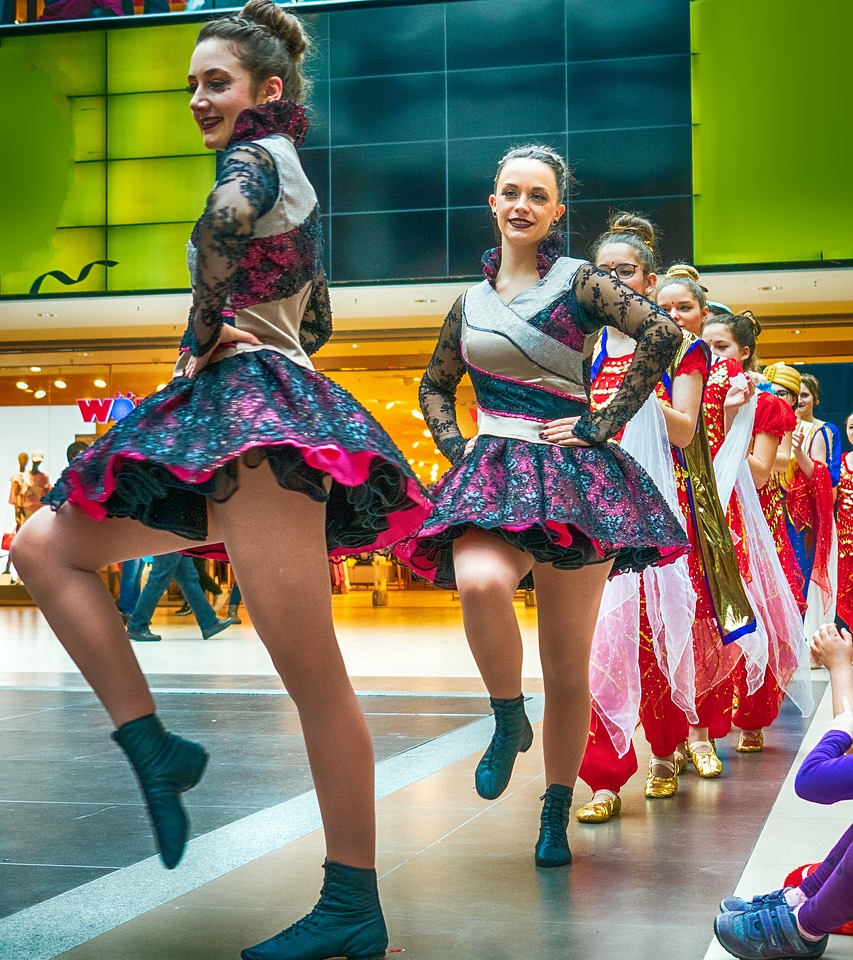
[
  {"x1": 591, "y1": 211, "x2": 659, "y2": 274},
  {"x1": 197, "y1": 0, "x2": 311, "y2": 102},
  {"x1": 701, "y1": 309, "x2": 763, "y2": 371}
]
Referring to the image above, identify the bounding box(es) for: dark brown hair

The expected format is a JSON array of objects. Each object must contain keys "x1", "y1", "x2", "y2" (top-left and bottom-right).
[
  {"x1": 591, "y1": 211, "x2": 658, "y2": 274},
  {"x1": 197, "y1": 0, "x2": 311, "y2": 102},
  {"x1": 656, "y1": 263, "x2": 708, "y2": 309},
  {"x1": 493, "y1": 144, "x2": 573, "y2": 221},
  {"x1": 701, "y1": 309, "x2": 763, "y2": 371}
]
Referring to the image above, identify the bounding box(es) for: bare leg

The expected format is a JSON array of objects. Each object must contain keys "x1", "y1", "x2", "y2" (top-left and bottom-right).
[
  {"x1": 452, "y1": 529, "x2": 534, "y2": 698},
  {"x1": 10, "y1": 506, "x2": 220, "y2": 726},
  {"x1": 211, "y1": 460, "x2": 375, "y2": 869},
  {"x1": 533, "y1": 560, "x2": 613, "y2": 787}
]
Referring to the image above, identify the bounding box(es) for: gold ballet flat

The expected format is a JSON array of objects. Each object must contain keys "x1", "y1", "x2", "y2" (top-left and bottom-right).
[
  {"x1": 736, "y1": 730, "x2": 765, "y2": 753},
  {"x1": 673, "y1": 750, "x2": 688, "y2": 776},
  {"x1": 575, "y1": 794, "x2": 621, "y2": 823},
  {"x1": 686, "y1": 739, "x2": 723, "y2": 778},
  {"x1": 644, "y1": 758, "x2": 678, "y2": 798}
]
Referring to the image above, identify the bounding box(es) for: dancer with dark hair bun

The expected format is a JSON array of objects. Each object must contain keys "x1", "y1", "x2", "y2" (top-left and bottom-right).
[
  {"x1": 397, "y1": 153, "x2": 690, "y2": 866},
  {"x1": 12, "y1": 4, "x2": 430, "y2": 959}
]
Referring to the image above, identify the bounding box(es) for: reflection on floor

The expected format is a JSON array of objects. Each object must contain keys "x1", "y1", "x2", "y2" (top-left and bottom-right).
[{"x1": 0, "y1": 593, "x2": 850, "y2": 960}]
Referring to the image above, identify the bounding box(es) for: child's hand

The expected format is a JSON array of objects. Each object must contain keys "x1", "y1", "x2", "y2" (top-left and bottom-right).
[
  {"x1": 828, "y1": 697, "x2": 853, "y2": 739},
  {"x1": 810, "y1": 624, "x2": 853, "y2": 672}
]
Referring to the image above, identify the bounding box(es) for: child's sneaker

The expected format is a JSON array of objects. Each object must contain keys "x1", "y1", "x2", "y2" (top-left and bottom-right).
[
  {"x1": 720, "y1": 889, "x2": 791, "y2": 914},
  {"x1": 714, "y1": 905, "x2": 829, "y2": 959}
]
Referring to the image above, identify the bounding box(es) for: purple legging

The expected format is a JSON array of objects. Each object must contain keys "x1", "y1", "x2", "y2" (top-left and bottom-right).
[{"x1": 798, "y1": 821, "x2": 853, "y2": 937}]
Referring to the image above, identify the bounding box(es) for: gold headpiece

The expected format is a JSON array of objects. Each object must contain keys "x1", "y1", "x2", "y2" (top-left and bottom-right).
[{"x1": 763, "y1": 363, "x2": 801, "y2": 396}]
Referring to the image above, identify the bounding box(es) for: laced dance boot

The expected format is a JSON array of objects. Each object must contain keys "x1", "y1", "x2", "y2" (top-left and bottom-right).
[
  {"x1": 241, "y1": 860, "x2": 389, "y2": 960},
  {"x1": 475, "y1": 694, "x2": 533, "y2": 800},
  {"x1": 535, "y1": 784, "x2": 573, "y2": 868},
  {"x1": 111, "y1": 713, "x2": 208, "y2": 869}
]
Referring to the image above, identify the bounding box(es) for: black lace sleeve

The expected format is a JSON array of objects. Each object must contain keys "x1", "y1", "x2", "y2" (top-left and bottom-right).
[
  {"x1": 185, "y1": 143, "x2": 279, "y2": 357},
  {"x1": 300, "y1": 271, "x2": 333, "y2": 356},
  {"x1": 572, "y1": 263, "x2": 682, "y2": 444},
  {"x1": 419, "y1": 295, "x2": 468, "y2": 464}
]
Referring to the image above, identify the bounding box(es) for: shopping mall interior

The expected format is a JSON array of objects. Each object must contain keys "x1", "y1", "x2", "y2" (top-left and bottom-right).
[{"x1": 1, "y1": 0, "x2": 852, "y2": 958}]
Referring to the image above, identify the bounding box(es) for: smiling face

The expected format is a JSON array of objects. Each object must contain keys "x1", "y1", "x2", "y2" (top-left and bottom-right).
[
  {"x1": 595, "y1": 241, "x2": 656, "y2": 296},
  {"x1": 656, "y1": 282, "x2": 708, "y2": 336},
  {"x1": 702, "y1": 321, "x2": 750, "y2": 365},
  {"x1": 188, "y1": 38, "x2": 281, "y2": 151},
  {"x1": 489, "y1": 158, "x2": 566, "y2": 251}
]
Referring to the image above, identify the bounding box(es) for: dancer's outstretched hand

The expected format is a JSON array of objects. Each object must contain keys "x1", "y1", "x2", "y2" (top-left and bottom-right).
[{"x1": 811, "y1": 623, "x2": 853, "y2": 672}]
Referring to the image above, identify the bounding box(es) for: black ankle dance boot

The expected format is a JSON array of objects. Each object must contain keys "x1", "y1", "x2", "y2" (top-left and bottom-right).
[
  {"x1": 111, "y1": 713, "x2": 208, "y2": 869},
  {"x1": 535, "y1": 784, "x2": 573, "y2": 868},
  {"x1": 241, "y1": 860, "x2": 389, "y2": 960},
  {"x1": 474, "y1": 694, "x2": 533, "y2": 800}
]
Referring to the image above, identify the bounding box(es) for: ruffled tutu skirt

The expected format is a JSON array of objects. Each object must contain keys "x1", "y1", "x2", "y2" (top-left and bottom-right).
[
  {"x1": 45, "y1": 351, "x2": 431, "y2": 555},
  {"x1": 394, "y1": 435, "x2": 689, "y2": 589}
]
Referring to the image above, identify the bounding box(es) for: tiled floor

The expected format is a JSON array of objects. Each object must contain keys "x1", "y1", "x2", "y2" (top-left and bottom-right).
[{"x1": 0, "y1": 592, "x2": 850, "y2": 960}]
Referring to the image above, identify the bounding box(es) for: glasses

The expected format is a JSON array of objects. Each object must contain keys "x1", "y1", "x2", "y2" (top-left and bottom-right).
[
  {"x1": 599, "y1": 262, "x2": 640, "y2": 280},
  {"x1": 772, "y1": 387, "x2": 793, "y2": 400}
]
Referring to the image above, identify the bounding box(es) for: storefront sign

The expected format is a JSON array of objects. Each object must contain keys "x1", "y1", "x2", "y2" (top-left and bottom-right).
[{"x1": 77, "y1": 393, "x2": 141, "y2": 424}]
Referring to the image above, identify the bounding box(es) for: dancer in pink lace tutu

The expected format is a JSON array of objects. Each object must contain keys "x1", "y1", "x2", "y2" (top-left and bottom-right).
[
  {"x1": 396, "y1": 146, "x2": 689, "y2": 867},
  {"x1": 12, "y1": 5, "x2": 429, "y2": 959}
]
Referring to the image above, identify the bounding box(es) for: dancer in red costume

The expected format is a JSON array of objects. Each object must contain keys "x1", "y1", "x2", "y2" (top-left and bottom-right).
[
  {"x1": 576, "y1": 219, "x2": 743, "y2": 822},
  {"x1": 838, "y1": 412, "x2": 853, "y2": 629},
  {"x1": 702, "y1": 313, "x2": 809, "y2": 754},
  {"x1": 656, "y1": 265, "x2": 772, "y2": 778}
]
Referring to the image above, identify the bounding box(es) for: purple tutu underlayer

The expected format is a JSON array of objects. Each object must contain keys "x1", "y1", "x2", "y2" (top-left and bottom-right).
[
  {"x1": 394, "y1": 435, "x2": 689, "y2": 589},
  {"x1": 45, "y1": 351, "x2": 430, "y2": 555}
]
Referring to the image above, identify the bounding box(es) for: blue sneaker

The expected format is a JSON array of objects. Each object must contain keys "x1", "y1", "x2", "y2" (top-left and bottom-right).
[
  {"x1": 714, "y1": 905, "x2": 829, "y2": 959},
  {"x1": 721, "y1": 888, "x2": 791, "y2": 913}
]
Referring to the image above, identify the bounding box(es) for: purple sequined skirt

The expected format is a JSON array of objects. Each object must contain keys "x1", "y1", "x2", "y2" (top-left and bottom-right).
[
  {"x1": 394, "y1": 435, "x2": 689, "y2": 589},
  {"x1": 45, "y1": 351, "x2": 431, "y2": 555}
]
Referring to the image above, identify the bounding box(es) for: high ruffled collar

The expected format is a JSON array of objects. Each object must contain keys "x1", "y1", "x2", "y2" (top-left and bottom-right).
[
  {"x1": 482, "y1": 233, "x2": 568, "y2": 288},
  {"x1": 227, "y1": 100, "x2": 310, "y2": 149}
]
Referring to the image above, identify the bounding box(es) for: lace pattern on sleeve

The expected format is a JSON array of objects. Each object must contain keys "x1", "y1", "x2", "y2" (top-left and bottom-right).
[
  {"x1": 419, "y1": 296, "x2": 468, "y2": 464},
  {"x1": 300, "y1": 271, "x2": 333, "y2": 357},
  {"x1": 186, "y1": 143, "x2": 279, "y2": 357},
  {"x1": 572, "y1": 264, "x2": 682, "y2": 444}
]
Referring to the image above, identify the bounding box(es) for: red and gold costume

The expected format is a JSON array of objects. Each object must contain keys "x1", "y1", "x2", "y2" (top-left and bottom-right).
[
  {"x1": 838, "y1": 451, "x2": 853, "y2": 628},
  {"x1": 732, "y1": 391, "x2": 804, "y2": 732},
  {"x1": 580, "y1": 337, "x2": 711, "y2": 792}
]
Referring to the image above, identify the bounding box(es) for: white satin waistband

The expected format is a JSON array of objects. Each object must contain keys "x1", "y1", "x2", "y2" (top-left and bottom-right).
[{"x1": 477, "y1": 410, "x2": 550, "y2": 445}]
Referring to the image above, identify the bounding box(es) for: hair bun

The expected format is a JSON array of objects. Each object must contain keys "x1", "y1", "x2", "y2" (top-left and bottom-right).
[
  {"x1": 664, "y1": 262, "x2": 708, "y2": 293},
  {"x1": 609, "y1": 212, "x2": 656, "y2": 251},
  {"x1": 240, "y1": 0, "x2": 308, "y2": 60},
  {"x1": 741, "y1": 308, "x2": 762, "y2": 337}
]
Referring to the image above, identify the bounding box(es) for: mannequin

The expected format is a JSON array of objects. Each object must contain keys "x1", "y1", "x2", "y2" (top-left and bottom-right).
[
  {"x1": 8, "y1": 452, "x2": 29, "y2": 528},
  {"x1": 20, "y1": 450, "x2": 51, "y2": 522}
]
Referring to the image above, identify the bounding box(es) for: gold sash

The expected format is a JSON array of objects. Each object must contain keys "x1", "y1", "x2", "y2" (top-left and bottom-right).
[{"x1": 674, "y1": 333, "x2": 755, "y2": 642}]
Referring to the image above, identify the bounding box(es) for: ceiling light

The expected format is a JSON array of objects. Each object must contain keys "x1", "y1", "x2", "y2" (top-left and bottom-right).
[
  {"x1": 412, "y1": 441, "x2": 420, "y2": 448},
  {"x1": 414, "y1": 298, "x2": 437, "y2": 303},
  {"x1": 36, "y1": 312, "x2": 57, "y2": 318},
  {"x1": 407, "y1": 458, "x2": 414, "y2": 464},
  {"x1": 30, "y1": 366, "x2": 42, "y2": 372},
  {"x1": 156, "y1": 383, "x2": 167, "y2": 391},
  {"x1": 54, "y1": 379, "x2": 67, "y2": 389},
  {"x1": 794, "y1": 329, "x2": 801, "y2": 335},
  {"x1": 411, "y1": 409, "x2": 424, "y2": 420},
  {"x1": 34, "y1": 390, "x2": 46, "y2": 399},
  {"x1": 351, "y1": 344, "x2": 358, "y2": 349},
  {"x1": 758, "y1": 285, "x2": 783, "y2": 291},
  {"x1": 16, "y1": 381, "x2": 28, "y2": 390},
  {"x1": 422, "y1": 429, "x2": 431, "y2": 438},
  {"x1": 385, "y1": 401, "x2": 395, "y2": 409},
  {"x1": 93, "y1": 378, "x2": 107, "y2": 388}
]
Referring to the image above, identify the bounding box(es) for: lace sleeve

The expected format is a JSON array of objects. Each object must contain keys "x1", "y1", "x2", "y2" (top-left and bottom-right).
[
  {"x1": 419, "y1": 296, "x2": 468, "y2": 464},
  {"x1": 572, "y1": 264, "x2": 682, "y2": 444},
  {"x1": 186, "y1": 143, "x2": 279, "y2": 357},
  {"x1": 300, "y1": 271, "x2": 333, "y2": 356}
]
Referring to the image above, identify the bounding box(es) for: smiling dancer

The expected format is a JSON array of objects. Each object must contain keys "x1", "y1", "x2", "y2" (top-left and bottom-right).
[
  {"x1": 397, "y1": 149, "x2": 689, "y2": 866},
  {"x1": 11, "y1": 5, "x2": 430, "y2": 959}
]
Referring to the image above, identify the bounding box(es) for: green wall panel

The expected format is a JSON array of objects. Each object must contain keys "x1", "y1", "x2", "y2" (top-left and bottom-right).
[
  {"x1": 71, "y1": 97, "x2": 106, "y2": 162},
  {"x1": 107, "y1": 223, "x2": 197, "y2": 289},
  {"x1": 107, "y1": 24, "x2": 198, "y2": 94},
  {"x1": 58, "y1": 163, "x2": 106, "y2": 228},
  {"x1": 108, "y1": 91, "x2": 208, "y2": 160},
  {"x1": 107, "y1": 156, "x2": 215, "y2": 225},
  {"x1": 1, "y1": 227, "x2": 107, "y2": 296},
  {"x1": 692, "y1": 0, "x2": 853, "y2": 265}
]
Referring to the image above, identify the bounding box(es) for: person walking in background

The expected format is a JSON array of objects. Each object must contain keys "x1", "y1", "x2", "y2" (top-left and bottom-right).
[
  {"x1": 837, "y1": 411, "x2": 853, "y2": 629},
  {"x1": 11, "y1": 6, "x2": 430, "y2": 960},
  {"x1": 127, "y1": 551, "x2": 232, "y2": 642}
]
